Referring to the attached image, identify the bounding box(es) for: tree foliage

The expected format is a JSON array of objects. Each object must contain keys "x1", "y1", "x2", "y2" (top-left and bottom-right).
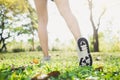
[
  {"x1": 0, "y1": 0, "x2": 38, "y2": 52},
  {"x1": 25, "y1": 0, "x2": 38, "y2": 51},
  {"x1": 0, "y1": 0, "x2": 27, "y2": 13}
]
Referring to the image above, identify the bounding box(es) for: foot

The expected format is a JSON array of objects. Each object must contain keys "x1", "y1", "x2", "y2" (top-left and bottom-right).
[
  {"x1": 77, "y1": 37, "x2": 92, "y2": 66},
  {"x1": 41, "y1": 56, "x2": 51, "y2": 63}
]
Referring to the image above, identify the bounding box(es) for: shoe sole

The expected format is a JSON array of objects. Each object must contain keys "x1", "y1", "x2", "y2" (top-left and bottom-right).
[{"x1": 77, "y1": 38, "x2": 92, "y2": 66}]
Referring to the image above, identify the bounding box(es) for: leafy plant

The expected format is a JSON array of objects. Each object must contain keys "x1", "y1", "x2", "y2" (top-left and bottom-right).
[{"x1": 0, "y1": 51, "x2": 120, "y2": 79}]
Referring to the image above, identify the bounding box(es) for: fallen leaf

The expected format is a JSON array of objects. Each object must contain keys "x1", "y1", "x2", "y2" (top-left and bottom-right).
[
  {"x1": 95, "y1": 66, "x2": 104, "y2": 71},
  {"x1": 86, "y1": 76, "x2": 99, "y2": 80},
  {"x1": 33, "y1": 59, "x2": 39, "y2": 64},
  {"x1": 95, "y1": 56, "x2": 101, "y2": 61},
  {"x1": 31, "y1": 73, "x2": 49, "y2": 80},
  {"x1": 31, "y1": 71, "x2": 60, "y2": 80},
  {"x1": 48, "y1": 71, "x2": 60, "y2": 77},
  {"x1": 56, "y1": 54, "x2": 59, "y2": 56},
  {"x1": 1, "y1": 58, "x2": 4, "y2": 60},
  {"x1": 10, "y1": 66, "x2": 25, "y2": 72}
]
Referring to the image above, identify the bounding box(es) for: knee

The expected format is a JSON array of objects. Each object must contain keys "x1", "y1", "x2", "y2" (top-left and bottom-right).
[
  {"x1": 37, "y1": 11, "x2": 48, "y2": 26},
  {"x1": 59, "y1": 8, "x2": 72, "y2": 18},
  {"x1": 60, "y1": 9, "x2": 73, "y2": 19}
]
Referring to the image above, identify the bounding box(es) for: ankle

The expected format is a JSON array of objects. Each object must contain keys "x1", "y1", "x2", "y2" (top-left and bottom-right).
[{"x1": 43, "y1": 56, "x2": 51, "y2": 61}]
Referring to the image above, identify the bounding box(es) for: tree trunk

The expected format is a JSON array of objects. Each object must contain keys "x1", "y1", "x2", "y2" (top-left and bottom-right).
[
  {"x1": 88, "y1": 0, "x2": 100, "y2": 52},
  {"x1": 1, "y1": 39, "x2": 7, "y2": 52},
  {"x1": 0, "y1": 13, "x2": 7, "y2": 52},
  {"x1": 31, "y1": 31, "x2": 35, "y2": 51},
  {"x1": 0, "y1": 37, "x2": 7, "y2": 52},
  {"x1": 93, "y1": 30, "x2": 99, "y2": 52}
]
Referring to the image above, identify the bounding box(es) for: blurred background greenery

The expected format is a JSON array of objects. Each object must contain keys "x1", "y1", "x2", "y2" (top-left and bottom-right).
[{"x1": 0, "y1": 0, "x2": 120, "y2": 53}]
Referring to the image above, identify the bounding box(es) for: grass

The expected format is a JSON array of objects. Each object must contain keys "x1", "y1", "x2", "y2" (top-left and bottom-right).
[{"x1": 0, "y1": 51, "x2": 120, "y2": 80}]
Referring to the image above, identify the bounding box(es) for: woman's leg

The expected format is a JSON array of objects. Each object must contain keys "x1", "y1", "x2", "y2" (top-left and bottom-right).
[
  {"x1": 54, "y1": 0, "x2": 81, "y2": 41},
  {"x1": 54, "y1": 0, "x2": 92, "y2": 66},
  {"x1": 34, "y1": 0, "x2": 49, "y2": 58}
]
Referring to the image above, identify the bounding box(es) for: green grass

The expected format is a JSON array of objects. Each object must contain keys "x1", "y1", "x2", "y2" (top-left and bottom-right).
[{"x1": 0, "y1": 51, "x2": 120, "y2": 80}]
